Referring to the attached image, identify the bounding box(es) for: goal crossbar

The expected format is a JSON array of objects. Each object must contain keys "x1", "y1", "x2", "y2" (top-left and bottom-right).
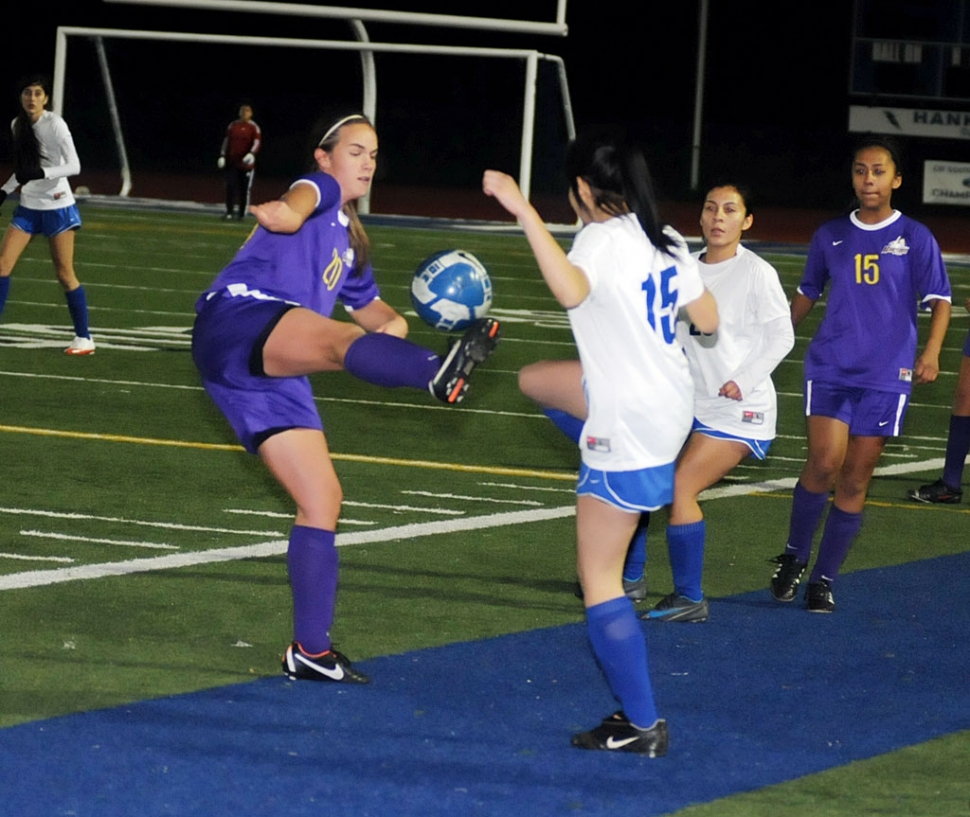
[
  {"x1": 102, "y1": 0, "x2": 570, "y2": 37},
  {"x1": 54, "y1": 26, "x2": 575, "y2": 205}
]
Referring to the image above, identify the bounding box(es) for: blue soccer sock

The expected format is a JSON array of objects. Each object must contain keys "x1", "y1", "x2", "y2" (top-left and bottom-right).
[
  {"x1": 942, "y1": 414, "x2": 970, "y2": 490},
  {"x1": 666, "y1": 519, "x2": 705, "y2": 600},
  {"x1": 0, "y1": 277, "x2": 9, "y2": 319},
  {"x1": 64, "y1": 285, "x2": 91, "y2": 338},
  {"x1": 809, "y1": 505, "x2": 862, "y2": 585},
  {"x1": 343, "y1": 333, "x2": 440, "y2": 390},
  {"x1": 586, "y1": 596, "x2": 658, "y2": 728},
  {"x1": 542, "y1": 408, "x2": 584, "y2": 445},
  {"x1": 622, "y1": 513, "x2": 649, "y2": 583},
  {"x1": 786, "y1": 481, "x2": 830, "y2": 563},
  {"x1": 287, "y1": 525, "x2": 339, "y2": 655}
]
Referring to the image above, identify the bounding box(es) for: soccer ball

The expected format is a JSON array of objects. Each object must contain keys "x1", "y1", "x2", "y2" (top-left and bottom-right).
[{"x1": 410, "y1": 249, "x2": 492, "y2": 332}]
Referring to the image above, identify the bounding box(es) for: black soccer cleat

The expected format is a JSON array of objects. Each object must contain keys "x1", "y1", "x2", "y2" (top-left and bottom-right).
[
  {"x1": 805, "y1": 580, "x2": 835, "y2": 613},
  {"x1": 907, "y1": 478, "x2": 962, "y2": 505},
  {"x1": 571, "y1": 711, "x2": 669, "y2": 756},
  {"x1": 769, "y1": 553, "x2": 808, "y2": 602},
  {"x1": 644, "y1": 592, "x2": 709, "y2": 623},
  {"x1": 429, "y1": 317, "x2": 500, "y2": 404},
  {"x1": 281, "y1": 642, "x2": 370, "y2": 684}
]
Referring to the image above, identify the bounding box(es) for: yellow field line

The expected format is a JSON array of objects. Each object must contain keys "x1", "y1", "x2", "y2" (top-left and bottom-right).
[{"x1": 0, "y1": 423, "x2": 577, "y2": 482}]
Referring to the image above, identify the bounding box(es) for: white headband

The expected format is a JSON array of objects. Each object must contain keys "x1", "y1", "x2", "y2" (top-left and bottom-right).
[{"x1": 318, "y1": 114, "x2": 367, "y2": 147}]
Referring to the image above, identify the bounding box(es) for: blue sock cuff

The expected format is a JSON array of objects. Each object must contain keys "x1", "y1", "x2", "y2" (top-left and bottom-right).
[
  {"x1": 542, "y1": 408, "x2": 584, "y2": 445},
  {"x1": 667, "y1": 519, "x2": 705, "y2": 538},
  {"x1": 586, "y1": 595, "x2": 633, "y2": 620}
]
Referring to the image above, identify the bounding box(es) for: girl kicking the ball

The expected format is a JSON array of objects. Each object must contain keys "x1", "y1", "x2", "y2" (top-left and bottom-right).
[
  {"x1": 484, "y1": 132, "x2": 717, "y2": 754},
  {"x1": 193, "y1": 113, "x2": 499, "y2": 684},
  {"x1": 770, "y1": 136, "x2": 951, "y2": 613}
]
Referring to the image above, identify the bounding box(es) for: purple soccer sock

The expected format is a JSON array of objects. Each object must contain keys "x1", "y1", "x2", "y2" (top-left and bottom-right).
[
  {"x1": 809, "y1": 505, "x2": 862, "y2": 584},
  {"x1": 942, "y1": 415, "x2": 970, "y2": 490},
  {"x1": 586, "y1": 596, "x2": 658, "y2": 728},
  {"x1": 667, "y1": 520, "x2": 705, "y2": 600},
  {"x1": 786, "y1": 481, "x2": 830, "y2": 563},
  {"x1": 65, "y1": 286, "x2": 91, "y2": 338},
  {"x1": 343, "y1": 333, "x2": 440, "y2": 390},
  {"x1": 287, "y1": 525, "x2": 338, "y2": 655},
  {"x1": 0, "y1": 277, "x2": 9, "y2": 319},
  {"x1": 623, "y1": 513, "x2": 649, "y2": 583}
]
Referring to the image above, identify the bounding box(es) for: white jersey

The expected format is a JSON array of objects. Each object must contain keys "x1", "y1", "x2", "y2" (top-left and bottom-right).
[
  {"x1": 1, "y1": 111, "x2": 80, "y2": 210},
  {"x1": 567, "y1": 214, "x2": 706, "y2": 470},
  {"x1": 677, "y1": 244, "x2": 794, "y2": 439}
]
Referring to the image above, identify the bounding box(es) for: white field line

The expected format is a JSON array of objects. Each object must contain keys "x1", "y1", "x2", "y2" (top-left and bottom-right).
[
  {"x1": 0, "y1": 553, "x2": 74, "y2": 563},
  {"x1": 0, "y1": 457, "x2": 956, "y2": 592},
  {"x1": 401, "y1": 490, "x2": 544, "y2": 506},
  {"x1": 20, "y1": 531, "x2": 179, "y2": 550},
  {"x1": 0, "y1": 507, "x2": 281, "y2": 537},
  {"x1": 0, "y1": 370, "x2": 542, "y2": 419},
  {"x1": 224, "y1": 501, "x2": 466, "y2": 517},
  {"x1": 479, "y1": 481, "x2": 575, "y2": 494},
  {"x1": 0, "y1": 505, "x2": 576, "y2": 591}
]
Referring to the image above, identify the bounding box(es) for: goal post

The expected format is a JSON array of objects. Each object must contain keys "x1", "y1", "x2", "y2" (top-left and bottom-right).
[{"x1": 53, "y1": 26, "x2": 575, "y2": 211}]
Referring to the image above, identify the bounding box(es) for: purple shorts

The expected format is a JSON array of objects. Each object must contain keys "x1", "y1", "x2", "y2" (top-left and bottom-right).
[
  {"x1": 192, "y1": 291, "x2": 322, "y2": 453},
  {"x1": 804, "y1": 380, "x2": 909, "y2": 437},
  {"x1": 12, "y1": 204, "x2": 81, "y2": 236}
]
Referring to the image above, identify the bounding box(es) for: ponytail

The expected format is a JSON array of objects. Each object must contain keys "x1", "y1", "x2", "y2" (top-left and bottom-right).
[{"x1": 565, "y1": 132, "x2": 675, "y2": 253}]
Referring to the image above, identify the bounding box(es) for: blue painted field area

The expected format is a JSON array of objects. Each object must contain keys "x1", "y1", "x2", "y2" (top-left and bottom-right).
[{"x1": 3, "y1": 553, "x2": 967, "y2": 817}]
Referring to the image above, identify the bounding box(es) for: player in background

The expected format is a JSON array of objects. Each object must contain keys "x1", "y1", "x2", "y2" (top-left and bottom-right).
[
  {"x1": 770, "y1": 136, "x2": 951, "y2": 613},
  {"x1": 218, "y1": 103, "x2": 261, "y2": 220},
  {"x1": 0, "y1": 74, "x2": 94, "y2": 355},
  {"x1": 193, "y1": 113, "x2": 499, "y2": 684},
  {"x1": 636, "y1": 183, "x2": 794, "y2": 622},
  {"x1": 484, "y1": 131, "x2": 717, "y2": 755},
  {"x1": 908, "y1": 295, "x2": 970, "y2": 504}
]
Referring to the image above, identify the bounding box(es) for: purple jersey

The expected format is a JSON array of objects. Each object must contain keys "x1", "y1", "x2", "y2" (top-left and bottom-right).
[
  {"x1": 799, "y1": 211, "x2": 951, "y2": 394},
  {"x1": 200, "y1": 171, "x2": 379, "y2": 316}
]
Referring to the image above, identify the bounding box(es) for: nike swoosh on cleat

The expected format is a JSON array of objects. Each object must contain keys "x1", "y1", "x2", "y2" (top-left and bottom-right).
[
  {"x1": 296, "y1": 653, "x2": 345, "y2": 680},
  {"x1": 605, "y1": 735, "x2": 640, "y2": 749}
]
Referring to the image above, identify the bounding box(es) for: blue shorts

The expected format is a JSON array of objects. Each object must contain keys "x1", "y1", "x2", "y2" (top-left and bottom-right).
[
  {"x1": 576, "y1": 462, "x2": 675, "y2": 512},
  {"x1": 963, "y1": 327, "x2": 970, "y2": 358},
  {"x1": 12, "y1": 204, "x2": 81, "y2": 236},
  {"x1": 192, "y1": 291, "x2": 321, "y2": 454},
  {"x1": 691, "y1": 419, "x2": 771, "y2": 460},
  {"x1": 805, "y1": 380, "x2": 908, "y2": 437}
]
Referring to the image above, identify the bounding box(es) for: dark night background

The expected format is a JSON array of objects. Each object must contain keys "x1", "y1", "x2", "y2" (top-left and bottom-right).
[{"x1": 7, "y1": 0, "x2": 970, "y2": 223}]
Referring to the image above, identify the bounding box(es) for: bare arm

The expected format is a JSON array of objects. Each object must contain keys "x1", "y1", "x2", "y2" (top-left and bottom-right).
[
  {"x1": 249, "y1": 180, "x2": 318, "y2": 234},
  {"x1": 482, "y1": 170, "x2": 590, "y2": 308},
  {"x1": 791, "y1": 292, "x2": 816, "y2": 328},
  {"x1": 349, "y1": 299, "x2": 409, "y2": 338},
  {"x1": 914, "y1": 297, "x2": 952, "y2": 384},
  {"x1": 685, "y1": 289, "x2": 718, "y2": 335}
]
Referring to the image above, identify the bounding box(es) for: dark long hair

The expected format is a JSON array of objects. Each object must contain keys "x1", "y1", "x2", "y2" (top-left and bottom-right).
[
  {"x1": 12, "y1": 74, "x2": 51, "y2": 175},
  {"x1": 315, "y1": 113, "x2": 374, "y2": 274},
  {"x1": 565, "y1": 131, "x2": 675, "y2": 253}
]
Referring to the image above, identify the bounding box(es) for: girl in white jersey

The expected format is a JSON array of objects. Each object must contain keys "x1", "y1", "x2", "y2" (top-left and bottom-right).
[
  {"x1": 484, "y1": 133, "x2": 717, "y2": 755},
  {"x1": 638, "y1": 184, "x2": 794, "y2": 622},
  {"x1": 0, "y1": 75, "x2": 94, "y2": 354}
]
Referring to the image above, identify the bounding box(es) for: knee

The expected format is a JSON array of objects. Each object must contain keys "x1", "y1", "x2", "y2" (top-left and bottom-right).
[
  {"x1": 55, "y1": 266, "x2": 80, "y2": 291},
  {"x1": 517, "y1": 364, "x2": 541, "y2": 402}
]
